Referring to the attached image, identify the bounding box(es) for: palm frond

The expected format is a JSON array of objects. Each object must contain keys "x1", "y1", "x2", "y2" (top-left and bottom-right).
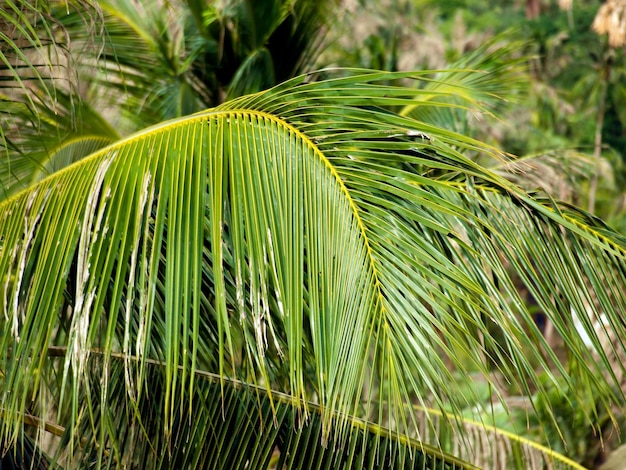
[
  {"x1": 1, "y1": 0, "x2": 339, "y2": 202},
  {"x1": 0, "y1": 427, "x2": 50, "y2": 469},
  {"x1": 1, "y1": 70, "x2": 626, "y2": 467},
  {"x1": 14, "y1": 349, "x2": 582, "y2": 469},
  {"x1": 0, "y1": 88, "x2": 119, "y2": 200},
  {"x1": 408, "y1": 405, "x2": 586, "y2": 470},
  {"x1": 400, "y1": 36, "x2": 529, "y2": 138},
  {"x1": 0, "y1": 0, "x2": 67, "y2": 110},
  {"x1": 0, "y1": 1, "x2": 118, "y2": 200},
  {"x1": 44, "y1": 353, "x2": 475, "y2": 469},
  {"x1": 491, "y1": 149, "x2": 605, "y2": 197}
]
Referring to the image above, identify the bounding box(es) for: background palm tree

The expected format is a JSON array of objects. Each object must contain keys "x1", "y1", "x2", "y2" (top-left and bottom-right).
[{"x1": 2, "y1": 1, "x2": 626, "y2": 469}]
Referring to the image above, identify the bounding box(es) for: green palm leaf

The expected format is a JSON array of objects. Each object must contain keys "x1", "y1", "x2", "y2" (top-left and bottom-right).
[
  {"x1": 0, "y1": 0, "x2": 338, "y2": 201},
  {"x1": 400, "y1": 36, "x2": 528, "y2": 138},
  {"x1": 0, "y1": 89, "x2": 119, "y2": 199},
  {"x1": 1, "y1": 70, "x2": 625, "y2": 468},
  {"x1": 50, "y1": 354, "x2": 473, "y2": 469},
  {"x1": 407, "y1": 404, "x2": 586, "y2": 470}
]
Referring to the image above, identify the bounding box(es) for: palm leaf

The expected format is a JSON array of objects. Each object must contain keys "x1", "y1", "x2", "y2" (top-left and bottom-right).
[
  {"x1": 400, "y1": 36, "x2": 528, "y2": 138},
  {"x1": 408, "y1": 405, "x2": 586, "y2": 470},
  {"x1": 0, "y1": 0, "x2": 338, "y2": 201},
  {"x1": 0, "y1": 0, "x2": 67, "y2": 112},
  {"x1": 0, "y1": 428, "x2": 50, "y2": 469},
  {"x1": 11, "y1": 350, "x2": 584, "y2": 469},
  {"x1": 0, "y1": 89, "x2": 119, "y2": 200},
  {"x1": 1, "y1": 70, "x2": 626, "y2": 468},
  {"x1": 46, "y1": 353, "x2": 473, "y2": 469},
  {"x1": 0, "y1": 1, "x2": 118, "y2": 200},
  {"x1": 491, "y1": 149, "x2": 603, "y2": 195}
]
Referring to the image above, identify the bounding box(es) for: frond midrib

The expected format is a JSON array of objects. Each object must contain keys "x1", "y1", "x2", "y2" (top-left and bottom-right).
[
  {"x1": 0, "y1": 108, "x2": 388, "y2": 321},
  {"x1": 410, "y1": 404, "x2": 586, "y2": 470},
  {"x1": 42, "y1": 346, "x2": 474, "y2": 468}
]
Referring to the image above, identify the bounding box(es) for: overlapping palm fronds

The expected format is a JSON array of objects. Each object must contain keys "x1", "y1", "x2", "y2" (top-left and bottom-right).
[
  {"x1": 0, "y1": 0, "x2": 117, "y2": 200},
  {"x1": 400, "y1": 36, "x2": 528, "y2": 140},
  {"x1": 0, "y1": 0, "x2": 336, "y2": 201},
  {"x1": 1, "y1": 68, "x2": 626, "y2": 468},
  {"x1": 408, "y1": 404, "x2": 586, "y2": 470}
]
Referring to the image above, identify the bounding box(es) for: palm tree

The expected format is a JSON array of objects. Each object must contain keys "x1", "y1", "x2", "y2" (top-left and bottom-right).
[
  {"x1": 0, "y1": 0, "x2": 334, "y2": 200},
  {"x1": 2, "y1": 1, "x2": 626, "y2": 468}
]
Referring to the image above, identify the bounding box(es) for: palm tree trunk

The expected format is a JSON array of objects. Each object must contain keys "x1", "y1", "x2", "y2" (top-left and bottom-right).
[
  {"x1": 588, "y1": 58, "x2": 611, "y2": 214},
  {"x1": 526, "y1": 0, "x2": 541, "y2": 19}
]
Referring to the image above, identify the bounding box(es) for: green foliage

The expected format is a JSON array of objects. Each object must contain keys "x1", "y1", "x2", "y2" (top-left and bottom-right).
[
  {"x1": 524, "y1": 373, "x2": 625, "y2": 468},
  {"x1": 2, "y1": 68, "x2": 626, "y2": 468},
  {"x1": 56, "y1": 356, "x2": 469, "y2": 469},
  {"x1": 340, "y1": 0, "x2": 626, "y2": 232},
  {"x1": 0, "y1": 0, "x2": 336, "y2": 200},
  {"x1": 3, "y1": 1, "x2": 626, "y2": 468}
]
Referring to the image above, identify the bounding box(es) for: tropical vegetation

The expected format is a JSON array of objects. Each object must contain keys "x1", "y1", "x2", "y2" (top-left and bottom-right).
[{"x1": 1, "y1": 0, "x2": 626, "y2": 468}]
